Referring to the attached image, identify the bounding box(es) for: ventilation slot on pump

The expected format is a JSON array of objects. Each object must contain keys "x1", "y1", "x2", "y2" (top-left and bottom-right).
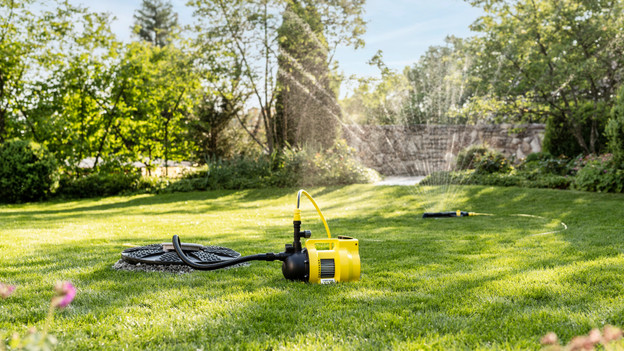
[{"x1": 320, "y1": 259, "x2": 335, "y2": 278}]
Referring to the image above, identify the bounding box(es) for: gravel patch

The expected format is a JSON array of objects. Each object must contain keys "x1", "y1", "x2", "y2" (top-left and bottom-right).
[
  {"x1": 112, "y1": 259, "x2": 196, "y2": 274},
  {"x1": 112, "y1": 259, "x2": 251, "y2": 274}
]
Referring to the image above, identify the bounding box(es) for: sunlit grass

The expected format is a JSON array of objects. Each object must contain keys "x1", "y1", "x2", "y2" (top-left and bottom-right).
[{"x1": 1, "y1": 185, "x2": 623, "y2": 350}]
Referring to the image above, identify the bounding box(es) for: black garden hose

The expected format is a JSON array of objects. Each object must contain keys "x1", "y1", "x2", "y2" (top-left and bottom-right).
[{"x1": 171, "y1": 235, "x2": 286, "y2": 270}]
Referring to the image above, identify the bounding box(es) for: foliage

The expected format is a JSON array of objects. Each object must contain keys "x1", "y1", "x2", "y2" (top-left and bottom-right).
[
  {"x1": 57, "y1": 164, "x2": 142, "y2": 199},
  {"x1": 340, "y1": 52, "x2": 411, "y2": 125},
  {"x1": 468, "y1": 0, "x2": 624, "y2": 154},
  {"x1": 572, "y1": 157, "x2": 624, "y2": 193},
  {"x1": 543, "y1": 114, "x2": 585, "y2": 158},
  {"x1": 1, "y1": 0, "x2": 203, "y2": 174},
  {"x1": 568, "y1": 153, "x2": 614, "y2": 176},
  {"x1": 190, "y1": 0, "x2": 366, "y2": 153},
  {"x1": 0, "y1": 140, "x2": 58, "y2": 203},
  {"x1": 403, "y1": 36, "x2": 475, "y2": 125},
  {"x1": 455, "y1": 144, "x2": 491, "y2": 170},
  {"x1": 342, "y1": 36, "x2": 477, "y2": 126},
  {"x1": 543, "y1": 102, "x2": 610, "y2": 158},
  {"x1": 133, "y1": 0, "x2": 179, "y2": 47},
  {"x1": 0, "y1": 0, "x2": 113, "y2": 145},
  {"x1": 274, "y1": 0, "x2": 339, "y2": 150},
  {"x1": 473, "y1": 150, "x2": 512, "y2": 174},
  {"x1": 421, "y1": 169, "x2": 571, "y2": 190},
  {"x1": 525, "y1": 151, "x2": 553, "y2": 163},
  {"x1": 424, "y1": 152, "x2": 624, "y2": 193},
  {"x1": 295, "y1": 139, "x2": 379, "y2": 186},
  {"x1": 100, "y1": 41, "x2": 198, "y2": 174},
  {"x1": 165, "y1": 139, "x2": 377, "y2": 193},
  {"x1": 189, "y1": 93, "x2": 245, "y2": 160},
  {"x1": 607, "y1": 85, "x2": 624, "y2": 167},
  {"x1": 520, "y1": 152, "x2": 570, "y2": 177}
]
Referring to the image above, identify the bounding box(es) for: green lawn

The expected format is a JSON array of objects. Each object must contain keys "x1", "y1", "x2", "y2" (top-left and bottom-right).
[{"x1": 1, "y1": 185, "x2": 624, "y2": 350}]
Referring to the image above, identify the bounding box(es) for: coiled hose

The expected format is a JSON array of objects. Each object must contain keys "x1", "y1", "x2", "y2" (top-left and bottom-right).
[{"x1": 171, "y1": 235, "x2": 286, "y2": 270}]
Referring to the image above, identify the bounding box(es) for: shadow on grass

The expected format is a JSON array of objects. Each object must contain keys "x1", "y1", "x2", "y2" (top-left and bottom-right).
[{"x1": 0, "y1": 188, "x2": 299, "y2": 220}]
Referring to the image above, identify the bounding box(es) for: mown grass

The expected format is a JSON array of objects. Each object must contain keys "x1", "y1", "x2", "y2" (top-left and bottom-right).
[{"x1": 1, "y1": 185, "x2": 624, "y2": 350}]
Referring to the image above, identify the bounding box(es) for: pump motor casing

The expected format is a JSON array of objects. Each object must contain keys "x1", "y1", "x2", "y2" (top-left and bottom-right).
[{"x1": 282, "y1": 236, "x2": 360, "y2": 283}]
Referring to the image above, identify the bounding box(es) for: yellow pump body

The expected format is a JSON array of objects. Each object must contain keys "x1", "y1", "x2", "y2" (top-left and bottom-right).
[{"x1": 305, "y1": 236, "x2": 360, "y2": 284}]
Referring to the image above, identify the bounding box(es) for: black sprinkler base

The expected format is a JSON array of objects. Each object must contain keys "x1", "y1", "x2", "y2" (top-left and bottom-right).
[{"x1": 121, "y1": 243, "x2": 242, "y2": 266}]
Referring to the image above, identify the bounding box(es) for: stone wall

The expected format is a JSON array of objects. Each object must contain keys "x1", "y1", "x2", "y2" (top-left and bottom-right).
[{"x1": 342, "y1": 124, "x2": 545, "y2": 176}]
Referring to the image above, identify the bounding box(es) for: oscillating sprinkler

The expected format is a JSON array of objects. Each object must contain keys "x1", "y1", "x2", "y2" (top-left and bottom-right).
[
  {"x1": 423, "y1": 210, "x2": 473, "y2": 218},
  {"x1": 422, "y1": 210, "x2": 491, "y2": 218}
]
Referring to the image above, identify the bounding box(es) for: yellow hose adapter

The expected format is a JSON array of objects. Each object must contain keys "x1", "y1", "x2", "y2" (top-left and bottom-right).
[{"x1": 293, "y1": 208, "x2": 301, "y2": 221}]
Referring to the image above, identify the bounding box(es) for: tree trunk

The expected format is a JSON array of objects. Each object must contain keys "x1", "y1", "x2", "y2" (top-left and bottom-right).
[
  {"x1": 0, "y1": 109, "x2": 6, "y2": 144},
  {"x1": 164, "y1": 120, "x2": 169, "y2": 177}
]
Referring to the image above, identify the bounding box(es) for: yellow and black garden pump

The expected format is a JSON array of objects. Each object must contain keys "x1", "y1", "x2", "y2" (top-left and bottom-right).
[{"x1": 171, "y1": 189, "x2": 360, "y2": 283}]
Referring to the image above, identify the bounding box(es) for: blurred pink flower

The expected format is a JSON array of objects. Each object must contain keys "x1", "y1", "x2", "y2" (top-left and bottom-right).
[
  {"x1": 602, "y1": 325, "x2": 623, "y2": 343},
  {"x1": 0, "y1": 283, "x2": 16, "y2": 299},
  {"x1": 567, "y1": 336, "x2": 587, "y2": 351},
  {"x1": 540, "y1": 332, "x2": 558, "y2": 345},
  {"x1": 51, "y1": 281, "x2": 76, "y2": 308},
  {"x1": 587, "y1": 328, "x2": 601, "y2": 345}
]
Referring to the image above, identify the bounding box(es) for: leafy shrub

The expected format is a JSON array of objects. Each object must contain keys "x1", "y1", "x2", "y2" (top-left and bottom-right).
[
  {"x1": 525, "y1": 151, "x2": 553, "y2": 163},
  {"x1": 573, "y1": 158, "x2": 624, "y2": 193},
  {"x1": 543, "y1": 101, "x2": 609, "y2": 157},
  {"x1": 520, "y1": 153, "x2": 570, "y2": 177},
  {"x1": 455, "y1": 144, "x2": 490, "y2": 170},
  {"x1": 0, "y1": 139, "x2": 58, "y2": 203},
  {"x1": 543, "y1": 114, "x2": 583, "y2": 158},
  {"x1": 473, "y1": 150, "x2": 512, "y2": 174},
  {"x1": 135, "y1": 176, "x2": 169, "y2": 193},
  {"x1": 568, "y1": 153, "x2": 613, "y2": 176},
  {"x1": 421, "y1": 170, "x2": 523, "y2": 187},
  {"x1": 418, "y1": 171, "x2": 459, "y2": 186},
  {"x1": 421, "y1": 170, "x2": 571, "y2": 190},
  {"x1": 607, "y1": 85, "x2": 624, "y2": 167},
  {"x1": 57, "y1": 170, "x2": 142, "y2": 198},
  {"x1": 297, "y1": 140, "x2": 377, "y2": 186},
  {"x1": 164, "y1": 139, "x2": 378, "y2": 193},
  {"x1": 525, "y1": 174, "x2": 571, "y2": 190}
]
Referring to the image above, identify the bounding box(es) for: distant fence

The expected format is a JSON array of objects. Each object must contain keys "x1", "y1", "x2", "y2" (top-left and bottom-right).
[{"x1": 342, "y1": 124, "x2": 546, "y2": 176}]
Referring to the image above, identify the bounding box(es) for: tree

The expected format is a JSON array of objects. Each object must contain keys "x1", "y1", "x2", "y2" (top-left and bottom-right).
[
  {"x1": 0, "y1": 0, "x2": 125, "y2": 170},
  {"x1": 607, "y1": 85, "x2": 624, "y2": 167},
  {"x1": 41, "y1": 11, "x2": 121, "y2": 170},
  {"x1": 0, "y1": 0, "x2": 87, "y2": 143},
  {"x1": 51, "y1": 37, "x2": 197, "y2": 173},
  {"x1": 274, "y1": 0, "x2": 341, "y2": 150},
  {"x1": 189, "y1": 0, "x2": 366, "y2": 153},
  {"x1": 133, "y1": 0, "x2": 179, "y2": 47},
  {"x1": 190, "y1": 93, "x2": 244, "y2": 159},
  {"x1": 467, "y1": 0, "x2": 624, "y2": 154},
  {"x1": 340, "y1": 51, "x2": 410, "y2": 125},
  {"x1": 105, "y1": 41, "x2": 198, "y2": 174},
  {"x1": 403, "y1": 36, "x2": 475, "y2": 125}
]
